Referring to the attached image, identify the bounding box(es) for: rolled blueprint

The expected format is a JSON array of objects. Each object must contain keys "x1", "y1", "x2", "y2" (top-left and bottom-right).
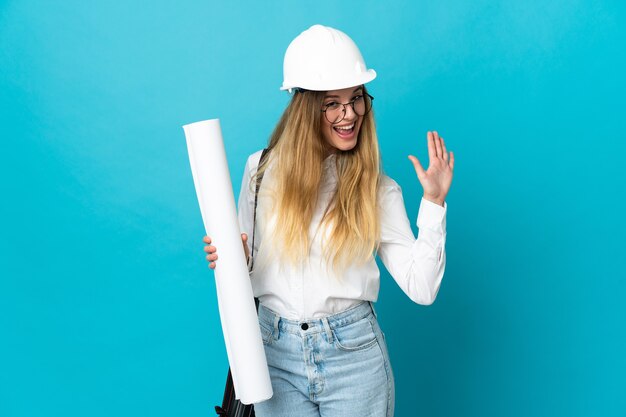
[{"x1": 183, "y1": 119, "x2": 272, "y2": 404}]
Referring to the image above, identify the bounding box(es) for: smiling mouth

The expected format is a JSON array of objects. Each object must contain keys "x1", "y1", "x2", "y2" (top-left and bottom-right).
[{"x1": 333, "y1": 123, "x2": 355, "y2": 136}]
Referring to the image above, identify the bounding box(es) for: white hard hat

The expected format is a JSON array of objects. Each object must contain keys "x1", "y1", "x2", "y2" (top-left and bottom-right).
[{"x1": 280, "y1": 24, "x2": 377, "y2": 93}]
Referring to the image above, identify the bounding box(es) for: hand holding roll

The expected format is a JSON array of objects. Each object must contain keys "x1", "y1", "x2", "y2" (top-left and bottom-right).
[{"x1": 204, "y1": 234, "x2": 250, "y2": 270}]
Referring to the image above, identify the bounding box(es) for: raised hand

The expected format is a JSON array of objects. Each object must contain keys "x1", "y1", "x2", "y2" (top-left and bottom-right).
[{"x1": 407, "y1": 131, "x2": 455, "y2": 206}]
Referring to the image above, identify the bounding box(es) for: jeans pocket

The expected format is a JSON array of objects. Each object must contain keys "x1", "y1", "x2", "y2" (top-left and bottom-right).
[
  {"x1": 259, "y1": 322, "x2": 274, "y2": 345},
  {"x1": 332, "y1": 316, "x2": 378, "y2": 352}
]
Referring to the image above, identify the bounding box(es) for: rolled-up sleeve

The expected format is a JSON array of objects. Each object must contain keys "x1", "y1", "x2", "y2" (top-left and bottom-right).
[{"x1": 377, "y1": 178, "x2": 447, "y2": 305}]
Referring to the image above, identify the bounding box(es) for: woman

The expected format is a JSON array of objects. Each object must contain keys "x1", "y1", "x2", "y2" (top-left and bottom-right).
[{"x1": 203, "y1": 25, "x2": 454, "y2": 417}]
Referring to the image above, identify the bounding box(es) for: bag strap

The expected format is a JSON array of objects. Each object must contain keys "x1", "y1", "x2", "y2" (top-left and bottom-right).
[{"x1": 251, "y1": 148, "x2": 270, "y2": 311}]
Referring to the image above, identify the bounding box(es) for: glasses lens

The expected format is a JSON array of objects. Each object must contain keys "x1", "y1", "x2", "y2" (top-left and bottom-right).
[
  {"x1": 353, "y1": 96, "x2": 365, "y2": 116},
  {"x1": 354, "y1": 94, "x2": 372, "y2": 116},
  {"x1": 325, "y1": 106, "x2": 344, "y2": 124}
]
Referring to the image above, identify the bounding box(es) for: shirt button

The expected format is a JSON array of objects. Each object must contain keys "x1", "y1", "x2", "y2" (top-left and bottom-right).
[{"x1": 301, "y1": 323, "x2": 308, "y2": 330}]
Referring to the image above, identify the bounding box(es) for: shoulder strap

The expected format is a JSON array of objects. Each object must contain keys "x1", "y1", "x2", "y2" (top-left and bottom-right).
[
  {"x1": 250, "y1": 148, "x2": 270, "y2": 272},
  {"x1": 251, "y1": 149, "x2": 270, "y2": 313}
]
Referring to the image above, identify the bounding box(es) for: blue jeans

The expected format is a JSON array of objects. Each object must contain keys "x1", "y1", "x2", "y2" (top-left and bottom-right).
[{"x1": 254, "y1": 301, "x2": 395, "y2": 417}]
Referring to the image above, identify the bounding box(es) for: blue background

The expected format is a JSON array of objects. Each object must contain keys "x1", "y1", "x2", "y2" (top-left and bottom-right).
[{"x1": 1, "y1": 1, "x2": 625, "y2": 416}]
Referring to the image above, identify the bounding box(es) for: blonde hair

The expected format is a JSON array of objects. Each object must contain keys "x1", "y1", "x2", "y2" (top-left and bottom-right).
[{"x1": 252, "y1": 86, "x2": 381, "y2": 274}]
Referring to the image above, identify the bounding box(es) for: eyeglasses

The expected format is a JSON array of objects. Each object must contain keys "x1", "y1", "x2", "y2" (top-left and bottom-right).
[{"x1": 320, "y1": 93, "x2": 374, "y2": 124}]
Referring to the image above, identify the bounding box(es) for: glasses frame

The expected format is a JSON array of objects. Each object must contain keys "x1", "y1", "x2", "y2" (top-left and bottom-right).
[{"x1": 320, "y1": 93, "x2": 375, "y2": 124}]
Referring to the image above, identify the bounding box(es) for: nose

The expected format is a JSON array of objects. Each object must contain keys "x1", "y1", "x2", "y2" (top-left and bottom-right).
[{"x1": 342, "y1": 102, "x2": 358, "y2": 121}]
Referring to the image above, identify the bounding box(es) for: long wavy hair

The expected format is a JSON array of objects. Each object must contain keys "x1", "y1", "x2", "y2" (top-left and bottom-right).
[{"x1": 251, "y1": 85, "x2": 382, "y2": 274}]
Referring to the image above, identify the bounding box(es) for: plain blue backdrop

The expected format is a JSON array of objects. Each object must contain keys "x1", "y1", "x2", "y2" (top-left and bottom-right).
[{"x1": 1, "y1": 1, "x2": 625, "y2": 416}]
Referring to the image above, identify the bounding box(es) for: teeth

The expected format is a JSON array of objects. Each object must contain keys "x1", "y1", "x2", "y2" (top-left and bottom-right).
[{"x1": 335, "y1": 123, "x2": 354, "y2": 130}]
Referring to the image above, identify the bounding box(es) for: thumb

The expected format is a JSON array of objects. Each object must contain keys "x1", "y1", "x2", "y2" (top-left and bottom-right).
[
  {"x1": 408, "y1": 155, "x2": 426, "y2": 177},
  {"x1": 241, "y1": 233, "x2": 250, "y2": 258}
]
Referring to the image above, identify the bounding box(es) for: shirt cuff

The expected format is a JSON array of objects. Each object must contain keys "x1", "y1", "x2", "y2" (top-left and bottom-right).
[{"x1": 416, "y1": 197, "x2": 447, "y2": 233}]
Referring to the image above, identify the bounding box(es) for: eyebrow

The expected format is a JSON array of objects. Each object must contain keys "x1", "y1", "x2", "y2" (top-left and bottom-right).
[{"x1": 324, "y1": 87, "x2": 363, "y2": 99}]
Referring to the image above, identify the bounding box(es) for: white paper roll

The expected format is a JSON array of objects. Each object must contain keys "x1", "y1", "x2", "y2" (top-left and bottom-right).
[{"x1": 183, "y1": 119, "x2": 273, "y2": 404}]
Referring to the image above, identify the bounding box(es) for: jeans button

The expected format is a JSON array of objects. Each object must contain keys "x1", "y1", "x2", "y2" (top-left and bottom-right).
[{"x1": 301, "y1": 323, "x2": 308, "y2": 330}]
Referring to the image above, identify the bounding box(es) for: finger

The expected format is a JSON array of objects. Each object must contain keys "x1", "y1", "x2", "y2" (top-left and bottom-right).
[
  {"x1": 203, "y1": 236, "x2": 211, "y2": 244},
  {"x1": 206, "y1": 254, "x2": 218, "y2": 261},
  {"x1": 408, "y1": 155, "x2": 425, "y2": 176},
  {"x1": 441, "y1": 138, "x2": 449, "y2": 163},
  {"x1": 426, "y1": 131, "x2": 436, "y2": 161},
  {"x1": 449, "y1": 151, "x2": 455, "y2": 171},
  {"x1": 433, "y1": 131, "x2": 443, "y2": 159},
  {"x1": 204, "y1": 245, "x2": 216, "y2": 253},
  {"x1": 209, "y1": 262, "x2": 216, "y2": 270},
  {"x1": 242, "y1": 233, "x2": 248, "y2": 242}
]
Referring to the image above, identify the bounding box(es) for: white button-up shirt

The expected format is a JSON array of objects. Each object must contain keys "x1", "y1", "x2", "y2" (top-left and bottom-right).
[{"x1": 237, "y1": 149, "x2": 447, "y2": 321}]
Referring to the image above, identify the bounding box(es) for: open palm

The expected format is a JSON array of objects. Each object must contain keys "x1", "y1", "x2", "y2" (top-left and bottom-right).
[{"x1": 408, "y1": 131, "x2": 455, "y2": 206}]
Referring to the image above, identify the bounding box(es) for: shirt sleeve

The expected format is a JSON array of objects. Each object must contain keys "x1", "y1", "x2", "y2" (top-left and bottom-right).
[
  {"x1": 237, "y1": 155, "x2": 255, "y2": 260},
  {"x1": 377, "y1": 178, "x2": 447, "y2": 305},
  {"x1": 237, "y1": 151, "x2": 264, "y2": 267}
]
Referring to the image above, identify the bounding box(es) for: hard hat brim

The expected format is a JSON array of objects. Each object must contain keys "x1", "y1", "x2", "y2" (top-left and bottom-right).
[{"x1": 280, "y1": 69, "x2": 376, "y2": 92}]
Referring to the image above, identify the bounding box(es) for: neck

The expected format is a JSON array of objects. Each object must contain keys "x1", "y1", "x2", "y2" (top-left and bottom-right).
[{"x1": 323, "y1": 143, "x2": 338, "y2": 159}]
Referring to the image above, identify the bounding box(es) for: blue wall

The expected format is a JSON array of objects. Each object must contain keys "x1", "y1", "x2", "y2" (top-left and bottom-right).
[{"x1": 1, "y1": 1, "x2": 625, "y2": 416}]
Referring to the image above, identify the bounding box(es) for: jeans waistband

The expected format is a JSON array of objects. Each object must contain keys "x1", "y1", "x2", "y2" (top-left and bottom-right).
[{"x1": 258, "y1": 301, "x2": 378, "y2": 337}]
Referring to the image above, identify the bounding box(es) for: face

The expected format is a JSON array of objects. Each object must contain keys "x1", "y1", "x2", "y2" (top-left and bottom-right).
[{"x1": 320, "y1": 86, "x2": 365, "y2": 154}]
